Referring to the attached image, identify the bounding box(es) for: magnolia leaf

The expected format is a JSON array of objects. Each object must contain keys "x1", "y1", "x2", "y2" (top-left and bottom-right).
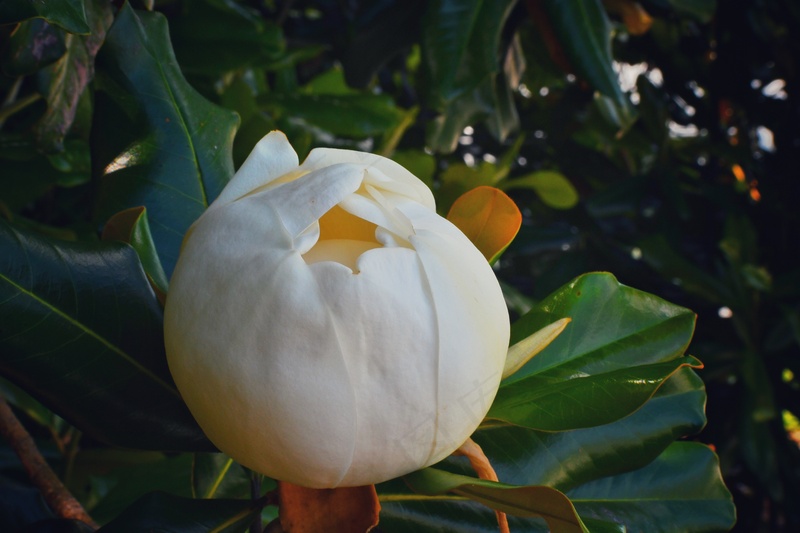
[
  {"x1": 503, "y1": 318, "x2": 571, "y2": 380},
  {"x1": 102, "y1": 206, "x2": 168, "y2": 304},
  {"x1": 447, "y1": 186, "x2": 522, "y2": 263},
  {"x1": 93, "y1": 3, "x2": 239, "y2": 277},
  {"x1": 278, "y1": 482, "x2": 380, "y2": 533},
  {"x1": 488, "y1": 355, "x2": 703, "y2": 430},
  {"x1": 403, "y1": 468, "x2": 589, "y2": 533},
  {"x1": 0, "y1": 219, "x2": 211, "y2": 451},
  {"x1": 569, "y1": 442, "x2": 736, "y2": 532}
]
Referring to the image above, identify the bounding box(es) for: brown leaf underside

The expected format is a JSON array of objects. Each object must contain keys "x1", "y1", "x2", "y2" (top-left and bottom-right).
[{"x1": 278, "y1": 481, "x2": 380, "y2": 533}]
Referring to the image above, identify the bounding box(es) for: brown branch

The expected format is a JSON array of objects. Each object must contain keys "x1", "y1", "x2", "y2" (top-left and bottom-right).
[{"x1": 0, "y1": 396, "x2": 98, "y2": 529}]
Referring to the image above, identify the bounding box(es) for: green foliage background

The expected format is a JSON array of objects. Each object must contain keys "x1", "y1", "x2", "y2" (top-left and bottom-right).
[{"x1": 0, "y1": 0, "x2": 795, "y2": 531}]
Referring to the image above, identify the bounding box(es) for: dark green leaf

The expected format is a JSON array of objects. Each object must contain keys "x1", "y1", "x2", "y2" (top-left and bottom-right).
[
  {"x1": 341, "y1": 0, "x2": 426, "y2": 88},
  {"x1": 97, "y1": 491, "x2": 264, "y2": 533},
  {"x1": 422, "y1": 0, "x2": 482, "y2": 105},
  {"x1": 92, "y1": 3, "x2": 239, "y2": 277},
  {"x1": 90, "y1": 454, "x2": 194, "y2": 524},
  {"x1": 0, "y1": 220, "x2": 212, "y2": 451},
  {"x1": 0, "y1": 0, "x2": 89, "y2": 34},
  {"x1": 570, "y1": 442, "x2": 736, "y2": 533},
  {"x1": 426, "y1": 71, "x2": 519, "y2": 153},
  {"x1": 541, "y1": 0, "x2": 637, "y2": 132},
  {"x1": 260, "y1": 93, "x2": 404, "y2": 138},
  {"x1": 474, "y1": 367, "x2": 707, "y2": 491},
  {"x1": 636, "y1": 235, "x2": 733, "y2": 305},
  {"x1": 422, "y1": 0, "x2": 516, "y2": 107},
  {"x1": 169, "y1": 0, "x2": 284, "y2": 75}
]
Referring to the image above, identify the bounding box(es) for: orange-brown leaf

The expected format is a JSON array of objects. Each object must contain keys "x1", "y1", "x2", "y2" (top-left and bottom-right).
[{"x1": 447, "y1": 186, "x2": 522, "y2": 263}]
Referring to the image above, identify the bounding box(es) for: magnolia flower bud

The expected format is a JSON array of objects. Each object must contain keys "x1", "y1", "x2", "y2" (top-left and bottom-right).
[{"x1": 164, "y1": 131, "x2": 510, "y2": 488}]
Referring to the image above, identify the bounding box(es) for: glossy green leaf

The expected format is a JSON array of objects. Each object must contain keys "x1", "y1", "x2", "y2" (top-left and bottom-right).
[
  {"x1": 541, "y1": 0, "x2": 637, "y2": 132},
  {"x1": 570, "y1": 442, "x2": 736, "y2": 532},
  {"x1": 92, "y1": 3, "x2": 239, "y2": 277},
  {"x1": 489, "y1": 272, "x2": 698, "y2": 429},
  {"x1": 474, "y1": 368, "x2": 707, "y2": 491},
  {"x1": 0, "y1": 220, "x2": 212, "y2": 451},
  {"x1": 488, "y1": 355, "x2": 701, "y2": 430},
  {"x1": 403, "y1": 468, "x2": 590, "y2": 532},
  {"x1": 259, "y1": 93, "x2": 404, "y2": 138},
  {"x1": 503, "y1": 170, "x2": 579, "y2": 209},
  {"x1": 96, "y1": 491, "x2": 264, "y2": 533},
  {"x1": 379, "y1": 363, "x2": 710, "y2": 532},
  {"x1": 36, "y1": 0, "x2": 112, "y2": 152},
  {"x1": 0, "y1": 0, "x2": 89, "y2": 34},
  {"x1": 507, "y1": 272, "x2": 697, "y2": 381}
]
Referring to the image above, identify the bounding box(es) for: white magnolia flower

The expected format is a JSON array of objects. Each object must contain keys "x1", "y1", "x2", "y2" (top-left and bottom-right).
[{"x1": 164, "y1": 131, "x2": 509, "y2": 488}]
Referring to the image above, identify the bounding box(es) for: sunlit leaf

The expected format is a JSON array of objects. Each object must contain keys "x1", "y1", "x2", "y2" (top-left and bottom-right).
[
  {"x1": 503, "y1": 170, "x2": 579, "y2": 209},
  {"x1": 447, "y1": 186, "x2": 522, "y2": 263}
]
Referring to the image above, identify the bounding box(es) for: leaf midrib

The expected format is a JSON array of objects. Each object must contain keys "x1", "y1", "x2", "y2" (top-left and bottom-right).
[{"x1": 0, "y1": 271, "x2": 180, "y2": 398}]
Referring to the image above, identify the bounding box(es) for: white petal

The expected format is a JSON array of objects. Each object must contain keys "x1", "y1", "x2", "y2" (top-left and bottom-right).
[
  {"x1": 301, "y1": 147, "x2": 436, "y2": 210},
  {"x1": 211, "y1": 131, "x2": 299, "y2": 208},
  {"x1": 409, "y1": 226, "x2": 510, "y2": 466},
  {"x1": 254, "y1": 162, "x2": 365, "y2": 238},
  {"x1": 166, "y1": 205, "x2": 359, "y2": 488},
  {"x1": 308, "y1": 247, "x2": 439, "y2": 486}
]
